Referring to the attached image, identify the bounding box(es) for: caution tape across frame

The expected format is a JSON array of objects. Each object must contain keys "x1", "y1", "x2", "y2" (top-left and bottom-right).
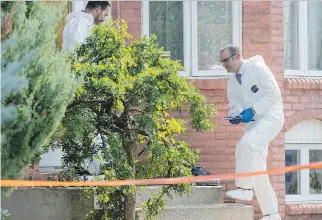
[{"x1": 1, "y1": 162, "x2": 322, "y2": 187}]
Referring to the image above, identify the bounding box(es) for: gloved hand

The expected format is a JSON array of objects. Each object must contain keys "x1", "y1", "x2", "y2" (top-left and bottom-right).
[
  {"x1": 229, "y1": 116, "x2": 242, "y2": 125},
  {"x1": 241, "y1": 108, "x2": 254, "y2": 123}
]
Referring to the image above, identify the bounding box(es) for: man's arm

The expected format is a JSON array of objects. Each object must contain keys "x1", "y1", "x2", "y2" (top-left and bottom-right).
[
  {"x1": 227, "y1": 78, "x2": 242, "y2": 117},
  {"x1": 252, "y1": 65, "x2": 282, "y2": 116}
]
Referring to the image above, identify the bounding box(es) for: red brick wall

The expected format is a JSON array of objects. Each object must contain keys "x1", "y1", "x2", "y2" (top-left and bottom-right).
[
  {"x1": 285, "y1": 216, "x2": 322, "y2": 220},
  {"x1": 286, "y1": 204, "x2": 322, "y2": 219},
  {"x1": 112, "y1": 1, "x2": 141, "y2": 41},
  {"x1": 282, "y1": 82, "x2": 322, "y2": 220},
  {"x1": 21, "y1": 2, "x2": 322, "y2": 220},
  {"x1": 21, "y1": 164, "x2": 40, "y2": 179}
]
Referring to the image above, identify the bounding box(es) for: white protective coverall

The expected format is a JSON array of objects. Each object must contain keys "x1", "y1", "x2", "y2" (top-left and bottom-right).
[
  {"x1": 227, "y1": 55, "x2": 284, "y2": 216},
  {"x1": 62, "y1": 10, "x2": 94, "y2": 51}
]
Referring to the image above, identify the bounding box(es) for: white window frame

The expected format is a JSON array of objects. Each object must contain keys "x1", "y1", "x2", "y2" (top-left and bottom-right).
[
  {"x1": 73, "y1": 1, "x2": 86, "y2": 12},
  {"x1": 142, "y1": 1, "x2": 242, "y2": 77},
  {"x1": 285, "y1": 143, "x2": 322, "y2": 203},
  {"x1": 284, "y1": 1, "x2": 322, "y2": 78}
]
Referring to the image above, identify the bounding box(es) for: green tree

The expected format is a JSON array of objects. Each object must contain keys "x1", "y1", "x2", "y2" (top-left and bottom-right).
[
  {"x1": 58, "y1": 20, "x2": 216, "y2": 220},
  {"x1": 1, "y1": 2, "x2": 78, "y2": 181}
]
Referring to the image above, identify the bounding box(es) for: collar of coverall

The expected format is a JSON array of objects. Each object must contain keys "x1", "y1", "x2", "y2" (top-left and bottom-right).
[{"x1": 235, "y1": 59, "x2": 249, "y2": 75}]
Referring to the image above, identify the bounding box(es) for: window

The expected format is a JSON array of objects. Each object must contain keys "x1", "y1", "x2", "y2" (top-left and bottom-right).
[
  {"x1": 285, "y1": 146, "x2": 322, "y2": 202},
  {"x1": 285, "y1": 119, "x2": 322, "y2": 203},
  {"x1": 73, "y1": 1, "x2": 87, "y2": 12},
  {"x1": 284, "y1": 1, "x2": 322, "y2": 77},
  {"x1": 142, "y1": 1, "x2": 242, "y2": 77}
]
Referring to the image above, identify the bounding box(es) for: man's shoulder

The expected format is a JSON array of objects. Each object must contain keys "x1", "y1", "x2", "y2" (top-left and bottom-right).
[
  {"x1": 65, "y1": 11, "x2": 94, "y2": 26},
  {"x1": 245, "y1": 56, "x2": 268, "y2": 73},
  {"x1": 68, "y1": 16, "x2": 92, "y2": 25}
]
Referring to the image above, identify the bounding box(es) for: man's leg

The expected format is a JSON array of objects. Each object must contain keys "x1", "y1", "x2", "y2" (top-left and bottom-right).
[
  {"x1": 253, "y1": 145, "x2": 278, "y2": 216},
  {"x1": 227, "y1": 112, "x2": 284, "y2": 215}
]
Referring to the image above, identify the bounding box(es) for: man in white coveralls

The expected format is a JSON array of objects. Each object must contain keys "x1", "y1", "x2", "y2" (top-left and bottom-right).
[
  {"x1": 62, "y1": 1, "x2": 110, "y2": 51},
  {"x1": 220, "y1": 45, "x2": 284, "y2": 220},
  {"x1": 62, "y1": 1, "x2": 110, "y2": 178}
]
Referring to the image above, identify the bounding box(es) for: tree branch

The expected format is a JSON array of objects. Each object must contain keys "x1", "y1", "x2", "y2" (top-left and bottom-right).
[
  {"x1": 127, "y1": 108, "x2": 145, "y2": 114},
  {"x1": 68, "y1": 99, "x2": 112, "y2": 110}
]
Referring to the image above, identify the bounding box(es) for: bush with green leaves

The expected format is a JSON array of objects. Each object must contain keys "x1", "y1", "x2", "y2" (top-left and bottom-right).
[
  {"x1": 0, "y1": 208, "x2": 12, "y2": 220},
  {"x1": 1, "y1": 1, "x2": 78, "y2": 182},
  {"x1": 57, "y1": 19, "x2": 217, "y2": 220}
]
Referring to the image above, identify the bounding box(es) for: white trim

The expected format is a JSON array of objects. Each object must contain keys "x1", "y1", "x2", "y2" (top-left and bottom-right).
[
  {"x1": 142, "y1": 1, "x2": 149, "y2": 37},
  {"x1": 287, "y1": 196, "x2": 322, "y2": 203},
  {"x1": 284, "y1": 70, "x2": 301, "y2": 78},
  {"x1": 301, "y1": 147, "x2": 309, "y2": 198},
  {"x1": 284, "y1": 1, "x2": 322, "y2": 77},
  {"x1": 285, "y1": 144, "x2": 322, "y2": 150},
  {"x1": 233, "y1": 1, "x2": 243, "y2": 53},
  {"x1": 307, "y1": 71, "x2": 322, "y2": 77},
  {"x1": 190, "y1": 1, "x2": 198, "y2": 77},
  {"x1": 73, "y1": 1, "x2": 86, "y2": 12},
  {"x1": 286, "y1": 199, "x2": 322, "y2": 204},
  {"x1": 285, "y1": 144, "x2": 322, "y2": 202},
  {"x1": 181, "y1": 1, "x2": 191, "y2": 77}
]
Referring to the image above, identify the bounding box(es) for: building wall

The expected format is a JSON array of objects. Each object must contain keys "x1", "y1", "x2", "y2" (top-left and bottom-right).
[
  {"x1": 21, "y1": 1, "x2": 322, "y2": 220},
  {"x1": 111, "y1": 1, "x2": 142, "y2": 41},
  {"x1": 109, "y1": 1, "x2": 322, "y2": 220},
  {"x1": 21, "y1": 164, "x2": 40, "y2": 180}
]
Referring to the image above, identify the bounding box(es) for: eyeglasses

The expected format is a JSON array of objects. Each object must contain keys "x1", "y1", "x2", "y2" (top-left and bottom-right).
[{"x1": 220, "y1": 53, "x2": 236, "y2": 64}]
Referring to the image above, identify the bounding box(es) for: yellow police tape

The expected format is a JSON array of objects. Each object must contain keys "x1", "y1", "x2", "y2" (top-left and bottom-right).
[{"x1": 1, "y1": 162, "x2": 322, "y2": 187}]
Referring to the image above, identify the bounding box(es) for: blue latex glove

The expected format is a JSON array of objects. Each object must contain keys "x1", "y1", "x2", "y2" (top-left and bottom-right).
[
  {"x1": 241, "y1": 108, "x2": 254, "y2": 123},
  {"x1": 229, "y1": 116, "x2": 242, "y2": 125}
]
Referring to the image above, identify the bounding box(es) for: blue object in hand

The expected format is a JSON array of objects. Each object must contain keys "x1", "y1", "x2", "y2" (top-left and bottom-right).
[
  {"x1": 241, "y1": 108, "x2": 254, "y2": 123},
  {"x1": 229, "y1": 116, "x2": 242, "y2": 125}
]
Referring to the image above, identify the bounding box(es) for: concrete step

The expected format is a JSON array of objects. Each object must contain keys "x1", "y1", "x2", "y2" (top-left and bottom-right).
[
  {"x1": 137, "y1": 204, "x2": 254, "y2": 220},
  {"x1": 136, "y1": 185, "x2": 223, "y2": 208}
]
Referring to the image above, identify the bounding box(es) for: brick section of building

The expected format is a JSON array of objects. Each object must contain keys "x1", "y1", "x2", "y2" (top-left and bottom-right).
[
  {"x1": 191, "y1": 2, "x2": 322, "y2": 219},
  {"x1": 21, "y1": 1, "x2": 322, "y2": 220},
  {"x1": 285, "y1": 203, "x2": 322, "y2": 220},
  {"x1": 21, "y1": 164, "x2": 40, "y2": 180},
  {"x1": 111, "y1": 1, "x2": 141, "y2": 41},
  {"x1": 286, "y1": 204, "x2": 322, "y2": 216}
]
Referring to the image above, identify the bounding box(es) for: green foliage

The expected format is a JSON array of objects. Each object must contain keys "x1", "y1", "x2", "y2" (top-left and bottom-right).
[
  {"x1": 58, "y1": 19, "x2": 216, "y2": 220},
  {"x1": 1, "y1": 208, "x2": 12, "y2": 220},
  {"x1": 1, "y1": 38, "x2": 30, "y2": 124},
  {"x1": 1, "y1": 2, "x2": 78, "y2": 181}
]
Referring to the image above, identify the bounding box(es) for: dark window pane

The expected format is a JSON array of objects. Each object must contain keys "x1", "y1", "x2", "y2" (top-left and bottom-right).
[
  {"x1": 285, "y1": 150, "x2": 300, "y2": 195},
  {"x1": 309, "y1": 150, "x2": 322, "y2": 194},
  {"x1": 149, "y1": 2, "x2": 184, "y2": 66}
]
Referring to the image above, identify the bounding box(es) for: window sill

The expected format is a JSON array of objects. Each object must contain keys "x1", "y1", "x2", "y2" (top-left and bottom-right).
[
  {"x1": 286, "y1": 203, "x2": 322, "y2": 215},
  {"x1": 284, "y1": 78, "x2": 322, "y2": 90}
]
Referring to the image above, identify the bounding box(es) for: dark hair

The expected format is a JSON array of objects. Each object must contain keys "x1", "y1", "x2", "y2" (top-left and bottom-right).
[
  {"x1": 86, "y1": 1, "x2": 110, "y2": 10},
  {"x1": 220, "y1": 45, "x2": 241, "y2": 56}
]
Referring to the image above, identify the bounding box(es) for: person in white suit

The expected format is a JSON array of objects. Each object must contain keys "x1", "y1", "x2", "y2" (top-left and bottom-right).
[
  {"x1": 220, "y1": 45, "x2": 284, "y2": 220},
  {"x1": 62, "y1": 1, "x2": 110, "y2": 51},
  {"x1": 62, "y1": 2, "x2": 110, "y2": 180}
]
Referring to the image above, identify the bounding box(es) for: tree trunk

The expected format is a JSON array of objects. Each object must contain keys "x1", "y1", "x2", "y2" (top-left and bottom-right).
[
  {"x1": 124, "y1": 139, "x2": 137, "y2": 220},
  {"x1": 125, "y1": 190, "x2": 136, "y2": 220}
]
